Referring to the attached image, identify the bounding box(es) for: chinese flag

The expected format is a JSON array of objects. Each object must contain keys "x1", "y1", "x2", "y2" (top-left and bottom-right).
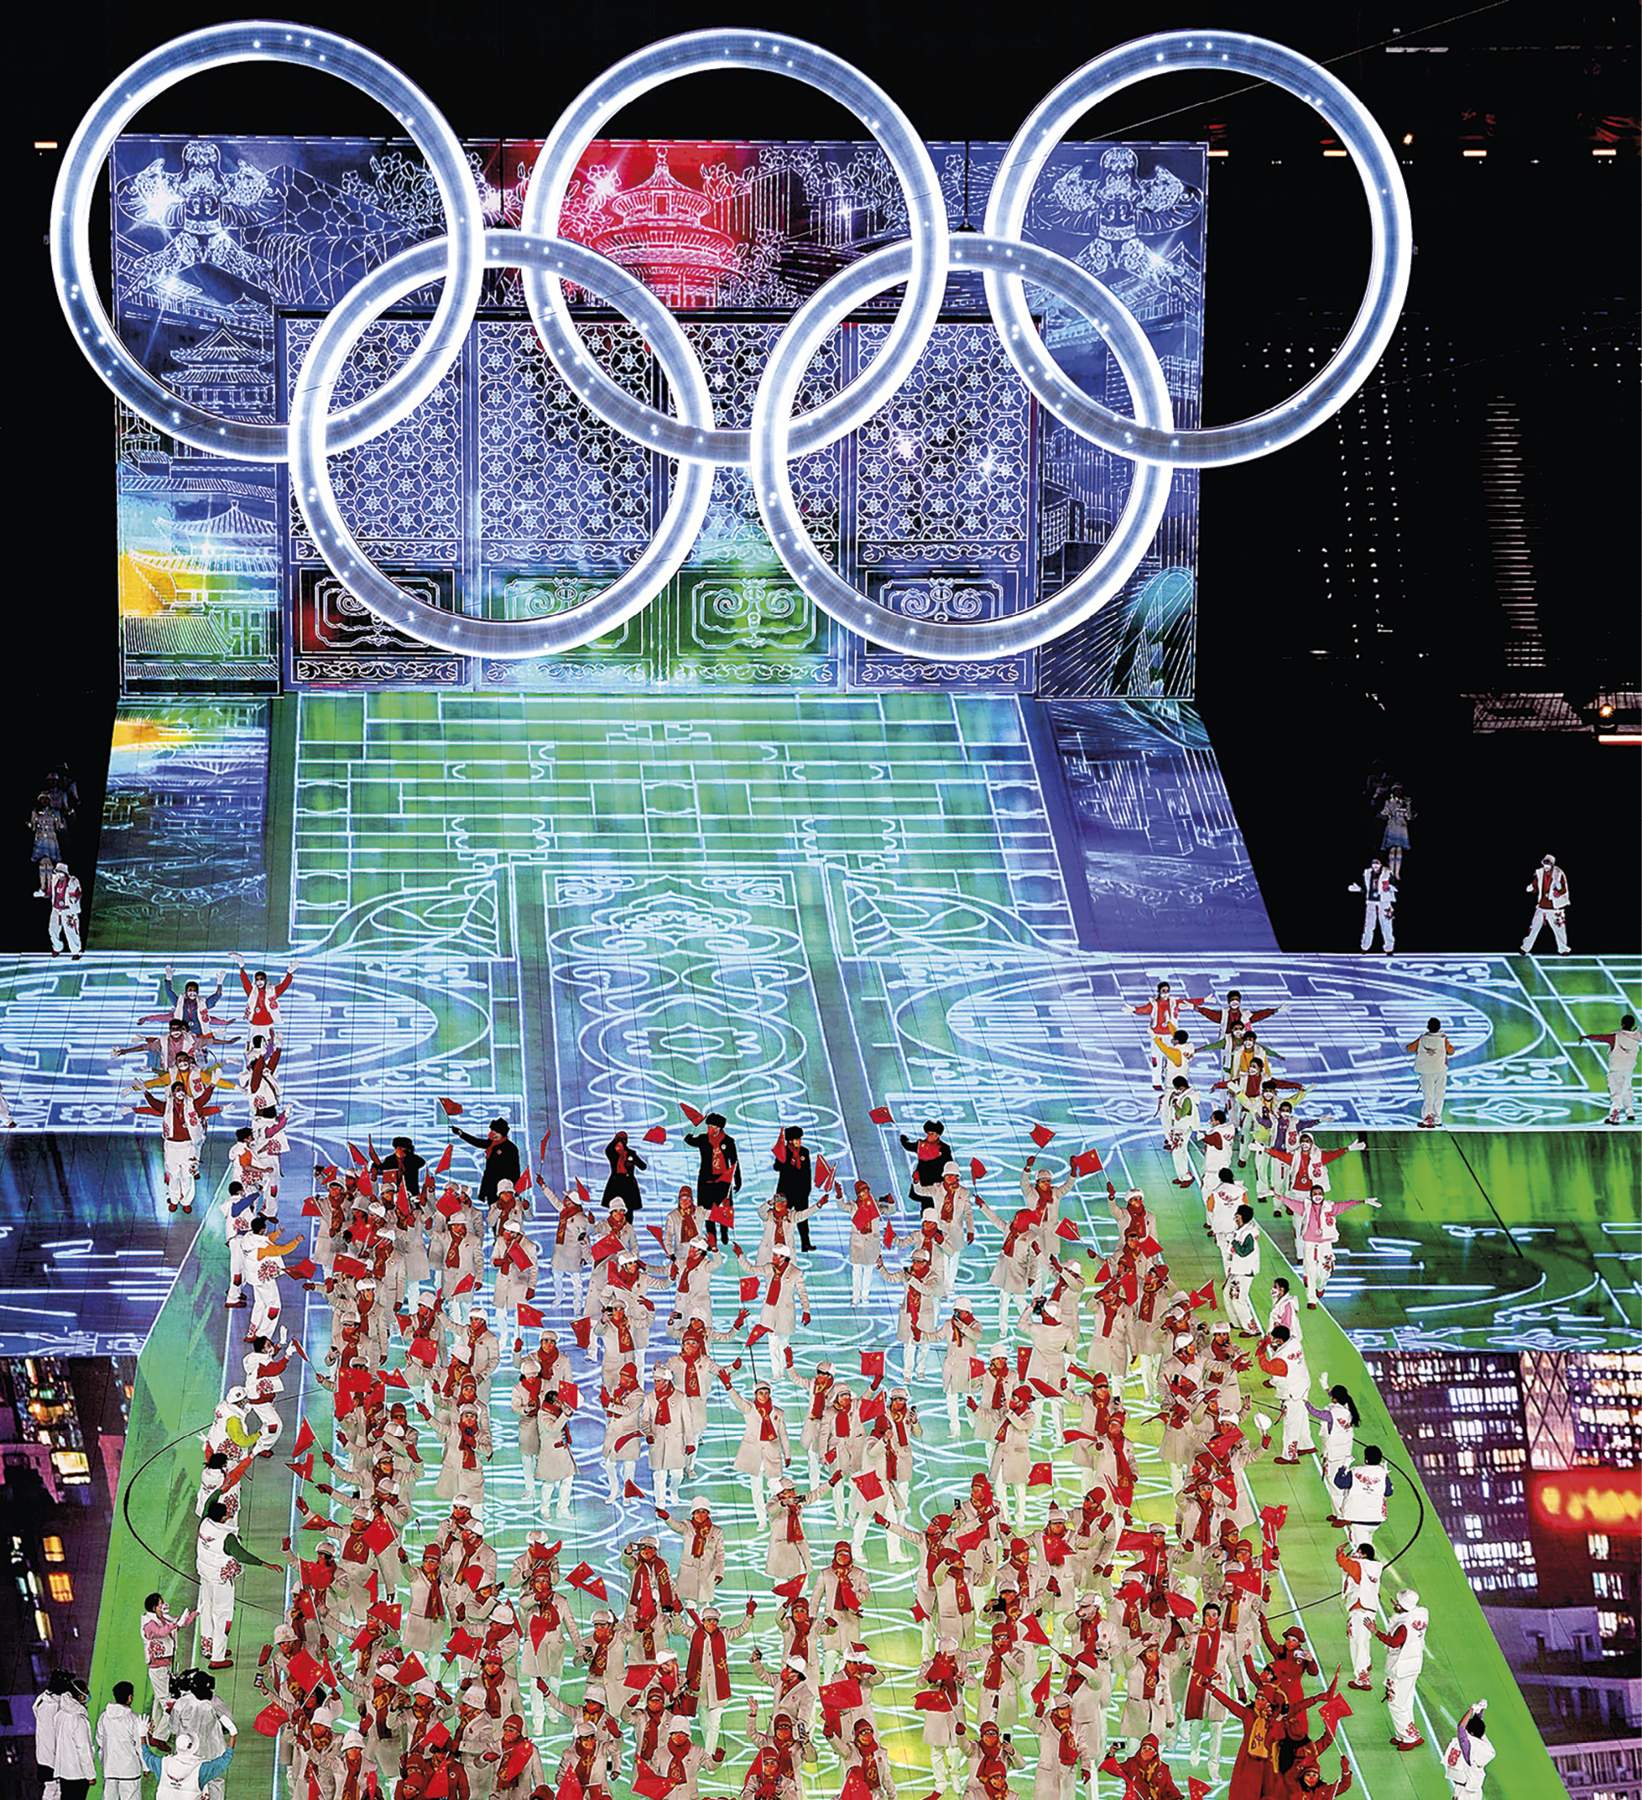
[
  {"x1": 299, "y1": 1557, "x2": 335, "y2": 1592},
  {"x1": 557, "y1": 1765, "x2": 583, "y2": 1800},
  {"x1": 362, "y1": 1517, "x2": 396, "y2": 1555},
  {"x1": 570, "y1": 1317, "x2": 592, "y2": 1350},
  {"x1": 1167, "y1": 1592, "x2": 1197, "y2": 1620},
  {"x1": 1021, "y1": 1613, "x2": 1052, "y2": 1646},
  {"x1": 624, "y1": 1479, "x2": 646, "y2": 1499},
  {"x1": 955, "y1": 1524, "x2": 987, "y2": 1553},
  {"x1": 540, "y1": 1131, "x2": 552, "y2": 1162},
  {"x1": 1317, "y1": 1692, "x2": 1354, "y2": 1733},
  {"x1": 293, "y1": 1417, "x2": 316, "y2": 1457},
  {"x1": 646, "y1": 1225, "x2": 668, "y2": 1250},
  {"x1": 289, "y1": 1257, "x2": 318, "y2": 1281},
  {"x1": 1027, "y1": 1462, "x2": 1054, "y2": 1488},
  {"x1": 882, "y1": 1222, "x2": 895, "y2": 1249},
  {"x1": 434, "y1": 1143, "x2": 453, "y2": 1175},
  {"x1": 574, "y1": 1179, "x2": 592, "y2": 1206},
  {"x1": 408, "y1": 1335, "x2": 438, "y2": 1368},
  {"x1": 868, "y1": 1106, "x2": 893, "y2": 1125},
  {"x1": 643, "y1": 1126, "x2": 667, "y2": 1144},
  {"x1": 436, "y1": 1190, "x2": 464, "y2": 1218},
  {"x1": 1070, "y1": 1149, "x2": 1102, "y2": 1177},
  {"x1": 451, "y1": 1273, "x2": 475, "y2": 1297},
  {"x1": 529, "y1": 1614, "x2": 551, "y2": 1654},
  {"x1": 442, "y1": 1627, "x2": 481, "y2": 1663},
  {"x1": 348, "y1": 1142, "x2": 367, "y2": 1166},
  {"x1": 1030, "y1": 1124, "x2": 1056, "y2": 1148},
  {"x1": 841, "y1": 1771, "x2": 871, "y2": 1800},
  {"x1": 771, "y1": 1575, "x2": 806, "y2": 1600},
  {"x1": 859, "y1": 1392, "x2": 886, "y2": 1424},
  {"x1": 558, "y1": 1381, "x2": 579, "y2": 1411},
  {"x1": 438, "y1": 1098, "x2": 464, "y2": 1117},
  {"x1": 1188, "y1": 1280, "x2": 1216, "y2": 1311},
  {"x1": 814, "y1": 1155, "x2": 836, "y2": 1194},
  {"x1": 1224, "y1": 1568, "x2": 1262, "y2": 1597},
  {"x1": 381, "y1": 1368, "x2": 409, "y2": 1389},
  {"x1": 679, "y1": 1103, "x2": 704, "y2": 1126},
  {"x1": 739, "y1": 1276, "x2": 761, "y2": 1304},
  {"x1": 968, "y1": 1358, "x2": 985, "y2": 1380},
  {"x1": 708, "y1": 1205, "x2": 735, "y2": 1231},
  {"x1": 507, "y1": 1239, "x2": 533, "y2": 1273},
  {"x1": 287, "y1": 1452, "x2": 315, "y2": 1483},
  {"x1": 852, "y1": 1199, "x2": 877, "y2": 1233},
  {"x1": 969, "y1": 1157, "x2": 987, "y2": 1182},
  {"x1": 1188, "y1": 1782, "x2": 1213, "y2": 1800},
  {"x1": 518, "y1": 1302, "x2": 545, "y2": 1329},
  {"x1": 301, "y1": 1197, "x2": 323, "y2": 1217},
  {"x1": 369, "y1": 1602, "x2": 402, "y2": 1630},
  {"x1": 820, "y1": 1678, "x2": 863, "y2": 1713},
  {"x1": 632, "y1": 1775, "x2": 675, "y2": 1800},
  {"x1": 860, "y1": 1350, "x2": 885, "y2": 1388},
  {"x1": 332, "y1": 1253, "x2": 367, "y2": 1281},
  {"x1": 253, "y1": 1703, "x2": 290, "y2": 1736},
  {"x1": 1016, "y1": 1345, "x2": 1032, "y2": 1379},
  {"x1": 746, "y1": 1325, "x2": 770, "y2": 1348},
  {"x1": 289, "y1": 1649, "x2": 329, "y2": 1693},
  {"x1": 1030, "y1": 1667, "x2": 1053, "y2": 1707},
  {"x1": 1055, "y1": 1218, "x2": 1082, "y2": 1241},
  {"x1": 590, "y1": 1232, "x2": 624, "y2": 1263},
  {"x1": 1260, "y1": 1503, "x2": 1289, "y2": 1536},
  {"x1": 1138, "y1": 1235, "x2": 1163, "y2": 1257},
  {"x1": 853, "y1": 1470, "x2": 885, "y2": 1503}
]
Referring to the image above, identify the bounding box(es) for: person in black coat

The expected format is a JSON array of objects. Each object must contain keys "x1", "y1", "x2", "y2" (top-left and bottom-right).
[
  {"x1": 372, "y1": 1136, "x2": 426, "y2": 1196},
  {"x1": 899, "y1": 1120, "x2": 952, "y2": 1213},
  {"x1": 683, "y1": 1112, "x2": 740, "y2": 1247},
  {"x1": 773, "y1": 1125, "x2": 817, "y2": 1252},
  {"x1": 450, "y1": 1115, "x2": 521, "y2": 1208},
  {"x1": 602, "y1": 1131, "x2": 647, "y2": 1221}
]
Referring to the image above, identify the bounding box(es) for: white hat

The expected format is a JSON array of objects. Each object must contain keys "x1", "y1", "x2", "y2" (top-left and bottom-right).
[
  {"x1": 585, "y1": 1682, "x2": 608, "y2": 1702},
  {"x1": 1395, "y1": 1589, "x2": 1420, "y2": 1611},
  {"x1": 450, "y1": 1343, "x2": 472, "y2": 1363},
  {"x1": 786, "y1": 1656, "x2": 808, "y2": 1675}
]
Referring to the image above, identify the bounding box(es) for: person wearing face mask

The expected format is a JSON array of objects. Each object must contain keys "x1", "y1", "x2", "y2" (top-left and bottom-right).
[
  {"x1": 839, "y1": 1717, "x2": 897, "y2": 1800},
  {"x1": 1520, "y1": 853, "x2": 1571, "y2": 955}
]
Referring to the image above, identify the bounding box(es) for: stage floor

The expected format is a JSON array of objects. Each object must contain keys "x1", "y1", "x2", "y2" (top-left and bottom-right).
[{"x1": 3, "y1": 689, "x2": 1636, "y2": 1800}]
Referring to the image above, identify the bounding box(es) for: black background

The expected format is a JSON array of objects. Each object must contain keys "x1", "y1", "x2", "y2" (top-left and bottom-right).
[{"x1": 11, "y1": 0, "x2": 1639, "y2": 953}]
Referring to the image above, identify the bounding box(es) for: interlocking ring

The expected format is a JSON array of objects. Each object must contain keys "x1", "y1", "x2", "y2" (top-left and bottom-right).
[
  {"x1": 985, "y1": 31, "x2": 1412, "y2": 466},
  {"x1": 289, "y1": 230, "x2": 716, "y2": 658},
  {"x1": 50, "y1": 21, "x2": 484, "y2": 462},
  {"x1": 752, "y1": 235, "x2": 1172, "y2": 660},
  {"x1": 55, "y1": 22, "x2": 1413, "y2": 659},
  {"x1": 520, "y1": 30, "x2": 948, "y2": 467}
]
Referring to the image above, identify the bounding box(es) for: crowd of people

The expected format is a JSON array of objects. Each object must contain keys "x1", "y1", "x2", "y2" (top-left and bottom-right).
[{"x1": 45, "y1": 967, "x2": 1596, "y2": 1800}]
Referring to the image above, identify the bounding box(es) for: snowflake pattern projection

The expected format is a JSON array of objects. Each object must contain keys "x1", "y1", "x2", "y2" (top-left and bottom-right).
[
  {"x1": 681, "y1": 322, "x2": 842, "y2": 565},
  {"x1": 285, "y1": 319, "x2": 461, "y2": 559},
  {"x1": 476, "y1": 322, "x2": 654, "y2": 569},
  {"x1": 854, "y1": 324, "x2": 1030, "y2": 563}
]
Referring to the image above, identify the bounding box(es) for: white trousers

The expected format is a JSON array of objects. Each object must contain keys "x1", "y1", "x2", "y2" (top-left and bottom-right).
[
  {"x1": 49, "y1": 907, "x2": 82, "y2": 954},
  {"x1": 1361, "y1": 901, "x2": 1394, "y2": 953},
  {"x1": 1419, "y1": 1068, "x2": 1448, "y2": 1122},
  {"x1": 1607, "y1": 1065, "x2": 1636, "y2": 1117},
  {"x1": 1522, "y1": 907, "x2": 1568, "y2": 954},
  {"x1": 1301, "y1": 1240, "x2": 1335, "y2": 1304},
  {"x1": 1387, "y1": 1672, "x2": 1420, "y2": 1740},
  {"x1": 1347, "y1": 1610, "x2": 1373, "y2": 1680},
  {"x1": 163, "y1": 1136, "x2": 199, "y2": 1208},
  {"x1": 196, "y1": 1570, "x2": 235, "y2": 1660}
]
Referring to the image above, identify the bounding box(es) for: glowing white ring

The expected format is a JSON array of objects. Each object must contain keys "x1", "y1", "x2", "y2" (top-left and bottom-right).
[
  {"x1": 751, "y1": 234, "x2": 1173, "y2": 660},
  {"x1": 984, "y1": 30, "x2": 1412, "y2": 467},
  {"x1": 49, "y1": 20, "x2": 483, "y2": 462},
  {"x1": 520, "y1": 29, "x2": 947, "y2": 467},
  {"x1": 288, "y1": 230, "x2": 715, "y2": 658}
]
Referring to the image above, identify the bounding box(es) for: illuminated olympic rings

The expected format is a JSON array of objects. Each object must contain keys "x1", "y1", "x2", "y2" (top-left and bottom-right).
[{"x1": 51, "y1": 24, "x2": 1412, "y2": 660}]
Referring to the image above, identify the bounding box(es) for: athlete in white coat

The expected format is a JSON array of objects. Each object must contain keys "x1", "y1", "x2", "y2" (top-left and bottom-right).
[{"x1": 1521, "y1": 854, "x2": 1571, "y2": 954}]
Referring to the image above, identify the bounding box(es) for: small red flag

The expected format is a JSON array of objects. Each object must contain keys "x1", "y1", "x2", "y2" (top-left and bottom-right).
[
  {"x1": 969, "y1": 1157, "x2": 987, "y2": 1182},
  {"x1": 369, "y1": 1602, "x2": 402, "y2": 1630},
  {"x1": 868, "y1": 1106, "x2": 893, "y2": 1125},
  {"x1": 301, "y1": 1197, "x2": 323, "y2": 1217},
  {"x1": 1027, "y1": 1461, "x2": 1054, "y2": 1488},
  {"x1": 1071, "y1": 1148, "x2": 1102, "y2": 1176},
  {"x1": 853, "y1": 1470, "x2": 885, "y2": 1502},
  {"x1": 540, "y1": 1130, "x2": 551, "y2": 1162},
  {"x1": 363, "y1": 1517, "x2": 395, "y2": 1555},
  {"x1": 624, "y1": 1479, "x2": 646, "y2": 1499},
  {"x1": 643, "y1": 1126, "x2": 667, "y2": 1144},
  {"x1": 1055, "y1": 1218, "x2": 1082, "y2": 1241},
  {"x1": 882, "y1": 1222, "x2": 895, "y2": 1249},
  {"x1": 591, "y1": 1231, "x2": 624, "y2": 1263},
  {"x1": 1188, "y1": 1280, "x2": 1216, "y2": 1311},
  {"x1": 408, "y1": 1335, "x2": 438, "y2": 1368},
  {"x1": 1030, "y1": 1124, "x2": 1056, "y2": 1148},
  {"x1": 646, "y1": 1224, "x2": 668, "y2": 1250},
  {"x1": 859, "y1": 1392, "x2": 886, "y2": 1424},
  {"x1": 558, "y1": 1381, "x2": 579, "y2": 1411},
  {"x1": 253, "y1": 1702, "x2": 290, "y2": 1736},
  {"x1": 433, "y1": 1142, "x2": 453, "y2": 1175},
  {"x1": 346, "y1": 1141, "x2": 366, "y2": 1166},
  {"x1": 820, "y1": 1678, "x2": 864, "y2": 1713},
  {"x1": 293, "y1": 1418, "x2": 316, "y2": 1457},
  {"x1": 1016, "y1": 1344, "x2": 1032, "y2": 1379},
  {"x1": 708, "y1": 1204, "x2": 735, "y2": 1230},
  {"x1": 968, "y1": 1357, "x2": 985, "y2": 1380},
  {"x1": 438, "y1": 1098, "x2": 464, "y2": 1117},
  {"x1": 679, "y1": 1103, "x2": 704, "y2": 1126},
  {"x1": 747, "y1": 1325, "x2": 770, "y2": 1348},
  {"x1": 381, "y1": 1367, "x2": 409, "y2": 1390},
  {"x1": 289, "y1": 1648, "x2": 330, "y2": 1693},
  {"x1": 1021, "y1": 1612, "x2": 1052, "y2": 1645},
  {"x1": 772, "y1": 1575, "x2": 806, "y2": 1600},
  {"x1": 571, "y1": 1317, "x2": 592, "y2": 1350},
  {"x1": 299, "y1": 1556, "x2": 334, "y2": 1591},
  {"x1": 1167, "y1": 1592, "x2": 1197, "y2": 1620},
  {"x1": 1188, "y1": 1781, "x2": 1213, "y2": 1800},
  {"x1": 632, "y1": 1774, "x2": 673, "y2": 1800},
  {"x1": 289, "y1": 1256, "x2": 318, "y2": 1281},
  {"x1": 518, "y1": 1302, "x2": 545, "y2": 1329},
  {"x1": 436, "y1": 1190, "x2": 464, "y2": 1218},
  {"x1": 1030, "y1": 1666, "x2": 1053, "y2": 1707},
  {"x1": 451, "y1": 1272, "x2": 475, "y2": 1296},
  {"x1": 739, "y1": 1276, "x2": 761, "y2": 1304},
  {"x1": 332, "y1": 1253, "x2": 367, "y2": 1281},
  {"x1": 861, "y1": 1350, "x2": 885, "y2": 1389},
  {"x1": 1316, "y1": 1692, "x2": 1354, "y2": 1733},
  {"x1": 574, "y1": 1178, "x2": 592, "y2": 1206},
  {"x1": 814, "y1": 1154, "x2": 836, "y2": 1194}
]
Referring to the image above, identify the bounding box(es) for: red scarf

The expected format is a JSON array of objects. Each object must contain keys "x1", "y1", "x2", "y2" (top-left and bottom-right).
[
  {"x1": 832, "y1": 1404, "x2": 852, "y2": 1438},
  {"x1": 555, "y1": 1205, "x2": 582, "y2": 1248},
  {"x1": 781, "y1": 1499, "x2": 804, "y2": 1545},
  {"x1": 417, "y1": 1570, "x2": 446, "y2": 1621},
  {"x1": 628, "y1": 1557, "x2": 677, "y2": 1623},
  {"x1": 903, "y1": 1282, "x2": 924, "y2": 1340},
  {"x1": 831, "y1": 1567, "x2": 861, "y2": 1614},
  {"x1": 688, "y1": 1520, "x2": 713, "y2": 1561},
  {"x1": 458, "y1": 1417, "x2": 480, "y2": 1470},
  {"x1": 445, "y1": 1239, "x2": 464, "y2": 1270},
  {"x1": 929, "y1": 1549, "x2": 972, "y2": 1614},
  {"x1": 765, "y1": 1263, "x2": 788, "y2": 1309},
  {"x1": 686, "y1": 1624, "x2": 732, "y2": 1702},
  {"x1": 638, "y1": 1712, "x2": 665, "y2": 1765},
  {"x1": 681, "y1": 1357, "x2": 703, "y2": 1400},
  {"x1": 653, "y1": 1388, "x2": 673, "y2": 1426},
  {"x1": 756, "y1": 1401, "x2": 777, "y2": 1444},
  {"x1": 808, "y1": 1375, "x2": 833, "y2": 1422},
  {"x1": 924, "y1": 1652, "x2": 959, "y2": 1705}
]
